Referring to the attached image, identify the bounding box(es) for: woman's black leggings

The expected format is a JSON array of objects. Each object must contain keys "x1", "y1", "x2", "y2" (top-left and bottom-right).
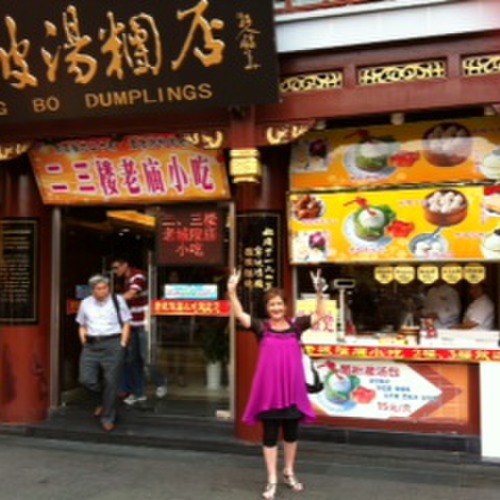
[{"x1": 262, "y1": 418, "x2": 300, "y2": 447}]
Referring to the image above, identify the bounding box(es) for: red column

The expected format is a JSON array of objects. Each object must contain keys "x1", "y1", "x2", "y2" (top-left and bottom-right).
[
  {"x1": 0, "y1": 156, "x2": 52, "y2": 423},
  {"x1": 234, "y1": 145, "x2": 292, "y2": 442}
]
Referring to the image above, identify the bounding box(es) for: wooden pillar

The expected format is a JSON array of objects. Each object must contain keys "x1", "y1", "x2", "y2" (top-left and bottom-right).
[
  {"x1": 0, "y1": 156, "x2": 52, "y2": 423},
  {"x1": 231, "y1": 122, "x2": 292, "y2": 441}
]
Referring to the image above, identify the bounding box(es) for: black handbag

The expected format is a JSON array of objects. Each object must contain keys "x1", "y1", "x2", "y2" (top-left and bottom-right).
[{"x1": 303, "y1": 352, "x2": 324, "y2": 394}]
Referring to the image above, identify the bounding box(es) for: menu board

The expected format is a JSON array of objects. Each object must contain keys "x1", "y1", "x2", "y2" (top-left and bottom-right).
[
  {"x1": 290, "y1": 116, "x2": 500, "y2": 191},
  {"x1": 237, "y1": 212, "x2": 281, "y2": 318},
  {"x1": 157, "y1": 204, "x2": 225, "y2": 266},
  {"x1": 0, "y1": 219, "x2": 39, "y2": 323},
  {"x1": 289, "y1": 185, "x2": 500, "y2": 263}
]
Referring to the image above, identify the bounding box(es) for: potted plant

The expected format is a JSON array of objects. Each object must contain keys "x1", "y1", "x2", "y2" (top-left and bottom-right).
[{"x1": 201, "y1": 318, "x2": 229, "y2": 390}]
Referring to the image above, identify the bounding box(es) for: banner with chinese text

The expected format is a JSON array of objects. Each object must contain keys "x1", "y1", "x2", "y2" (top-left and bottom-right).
[
  {"x1": 0, "y1": 0, "x2": 279, "y2": 127},
  {"x1": 29, "y1": 135, "x2": 230, "y2": 204},
  {"x1": 290, "y1": 117, "x2": 500, "y2": 190},
  {"x1": 289, "y1": 185, "x2": 500, "y2": 263},
  {"x1": 236, "y1": 212, "x2": 281, "y2": 318},
  {"x1": 151, "y1": 299, "x2": 229, "y2": 317}
]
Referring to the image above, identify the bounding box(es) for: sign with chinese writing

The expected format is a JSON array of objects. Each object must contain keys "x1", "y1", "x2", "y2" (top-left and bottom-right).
[
  {"x1": 374, "y1": 266, "x2": 394, "y2": 284},
  {"x1": 290, "y1": 116, "x2": 500, "y2": 190},
  {"x1": 417, "y1": 265, "x2": 439, "y2": 285},
  {"x1": 393, "y1": 265, "x2": 415, "y2": 284},
  {"x1": 441, "y1": 265, "x2": 463, "y2": 284},
  {"x1": 463, "y1": 263, "x2": 485, "y2": 284},
  {"x1": 151, "y1": 299, "x2": 229, "y2": 317},
  {"x1": 29, "y1": 135, "x2": 230, "y2": 204},
  {"x1": 157, "y1": 204, "x2": 225, "y2": 266},
  {"x1": 310, "y1": 360, "x2": 463, "y2": 421},
  {"x1": 164, "y1": 284, "x2": 218, "y2": 300},
  {"x1": 289, "y1": 185, "x2": 500, "y2": 263},
  {"x1": 237, "y1": 212, "x2": 281, "y2": 318},
  {"x1": 0, "y1": 0, "x2": 279, "y2": 127},
  {"x1": 0, "y1": 219, "x2": 38, "y2": 323}
]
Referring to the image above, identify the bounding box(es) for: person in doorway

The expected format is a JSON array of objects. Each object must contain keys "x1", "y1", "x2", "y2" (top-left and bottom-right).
[
  {"x1": 453, "y1": 282, "x2": 494, "y2": 330},
  {"x1": 421, "y1": 280, "x2": 461, "y2": 329},
  {"x1": 227, "y1": 268, "x2": 326, "y2": 500},
  {"x1": 112, "y1": 257, "x2": 168, "y2": 404},
  {"x1": 76, "y1": 274, "x2": 131, "y2": 432}
]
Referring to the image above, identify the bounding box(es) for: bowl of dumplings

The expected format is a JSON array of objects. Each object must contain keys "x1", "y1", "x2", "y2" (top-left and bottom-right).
[
  {"x1": 423, "y1": 189, "x2": 468, "y2": 227},
  {"x1": 422, "y1": 122, "x2": 472, "y2": 167}
]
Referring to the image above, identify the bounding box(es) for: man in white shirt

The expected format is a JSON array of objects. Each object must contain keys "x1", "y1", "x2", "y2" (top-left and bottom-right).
[
  {"x1": 422, "y1": 281, "x2": 461, "y2": 329},
  {"x1": 76, "y1": 274, "x2": 131, "y2": 431},
  {"x1": 454, "y1": 283, "x2": 495, "y2": 330}
]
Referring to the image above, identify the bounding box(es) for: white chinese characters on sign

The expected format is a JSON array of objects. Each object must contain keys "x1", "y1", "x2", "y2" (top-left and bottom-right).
[{"x1": 311, "y1": 360, "x2": 442, "y2": 420}]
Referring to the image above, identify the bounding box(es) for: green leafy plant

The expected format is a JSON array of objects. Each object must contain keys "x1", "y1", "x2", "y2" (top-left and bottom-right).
[{"x1": 201, "y1": 319, "x2": 229, "y2": 364}]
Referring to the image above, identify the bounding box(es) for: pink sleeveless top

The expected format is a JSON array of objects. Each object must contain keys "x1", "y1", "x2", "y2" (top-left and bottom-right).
[{"x1": 242, "y1": 319, "x2": 316, "y2": 425}]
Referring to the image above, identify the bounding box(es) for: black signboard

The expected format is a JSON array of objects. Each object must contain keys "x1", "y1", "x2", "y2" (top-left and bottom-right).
[
  {"x1": 0, "y1": 218, "x2": 39, "y2": 324},
  {"x1": 237, "y1": 212, "x2": 281, "y2": 318},
  {"x1": 157, "y1": 204, "x2": 224, "y2": 266},
  {"x1": 0, "y1": 0, "x2": 280, "y2": 126}
]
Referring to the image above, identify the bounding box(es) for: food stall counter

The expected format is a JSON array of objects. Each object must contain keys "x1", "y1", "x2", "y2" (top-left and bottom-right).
[{"x1": 302, "y1": 330, "x2": 500, "y2": 460}]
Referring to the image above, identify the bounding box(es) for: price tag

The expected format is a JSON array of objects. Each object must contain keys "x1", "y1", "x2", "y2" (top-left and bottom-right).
[
  {"x1": 463, "y1": 263, "x2": 486, "y2": 284},
  {"x1": 441, "y1": 265, "x2": 463, "y2": 284},
  {"x1": 374, "y1": 266, "x2": 394, "y2": 284},
  {"x1": 417, "y1": 265, "x2": 439, "y2": 284},
  {"x1": 394, "y1": 265, "x2": 415, "y2": 284}
]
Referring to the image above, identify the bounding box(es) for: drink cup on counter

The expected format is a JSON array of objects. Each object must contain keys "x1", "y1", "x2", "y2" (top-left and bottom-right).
[{"x1": 420, "y1": 317, "x2": 437, "y2": 340}]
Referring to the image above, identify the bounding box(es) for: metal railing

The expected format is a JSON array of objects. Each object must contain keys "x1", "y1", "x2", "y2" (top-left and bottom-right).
[{"x1": 274, "y1": 0, "x2": 386, "y2": 14}]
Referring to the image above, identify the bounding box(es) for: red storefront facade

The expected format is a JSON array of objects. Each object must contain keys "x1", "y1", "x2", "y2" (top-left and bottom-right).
[{"x1": 1, "y1": 0, "x2": 499, "y2": 450}]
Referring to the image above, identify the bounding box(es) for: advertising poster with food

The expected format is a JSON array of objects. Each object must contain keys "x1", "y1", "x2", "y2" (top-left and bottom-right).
[
  {"x1": 290, "y1": 116, "x2": 500, "y2": 191},
  {"x1": 296, "y1": 299, "x2": 337, "y2": 339},
  {"x1": 310, "y1": 360, "x2": 466, "y2": 422},
  {"x1": 289, "y1": 185, "x2": 500, "y2": 263}
]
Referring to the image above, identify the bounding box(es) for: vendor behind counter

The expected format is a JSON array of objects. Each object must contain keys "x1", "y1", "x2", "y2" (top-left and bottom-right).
[
  {"x1": 421, "y1": 280, "x2": 461, "y2": 329},
  {"x1": 296, "y1": 266, "x2": 497, "y2": 335},
  {"x1": 452, "y1": 282, "x2": 495, "y2": 330}
]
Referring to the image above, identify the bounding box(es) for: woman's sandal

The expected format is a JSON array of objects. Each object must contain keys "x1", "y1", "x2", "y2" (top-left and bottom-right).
[
  {"x1": 262, "y1": 482, "x2": 277, "y2": 499},
  {"x1": 283, "y1": 472, "x2": 303, "y2": 492}
]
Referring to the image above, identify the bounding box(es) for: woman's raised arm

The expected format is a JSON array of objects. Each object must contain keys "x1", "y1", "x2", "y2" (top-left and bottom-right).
[
  {"x1": 227, "y1": 268, "x2": 251, "y2": 329},
  {"x1": 309, "y1": 269, "x2": 327, "y2": 327}
]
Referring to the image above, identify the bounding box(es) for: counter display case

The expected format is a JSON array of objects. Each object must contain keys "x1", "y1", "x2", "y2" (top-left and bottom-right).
[{"x1": 303, "y1": 329, "x2": 500, "y2": 460}]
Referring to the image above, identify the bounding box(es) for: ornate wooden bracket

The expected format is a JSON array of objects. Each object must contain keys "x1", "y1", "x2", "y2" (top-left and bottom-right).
[
  {"x1": 180, "y1": 129, "x2": 226, "y2": 149},
  {"x1": 0, "y1": 141, "x2": 32, "y2": 161},
  {"x1": 258, "y1": 120, "x2": 315, "y2": 146}
]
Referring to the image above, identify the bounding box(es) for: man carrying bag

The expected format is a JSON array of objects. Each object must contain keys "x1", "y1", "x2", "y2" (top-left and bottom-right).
[{"x1": 77, "y1": 274, "x2": 131, "y2": 432}]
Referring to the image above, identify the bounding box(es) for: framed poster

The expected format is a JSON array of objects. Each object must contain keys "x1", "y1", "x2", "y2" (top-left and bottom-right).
[{"x1": 0, "y1": 218, "x2": 39, "y2": 324}]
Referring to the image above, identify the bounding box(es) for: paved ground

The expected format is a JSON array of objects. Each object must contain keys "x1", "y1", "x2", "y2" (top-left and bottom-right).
[{"x1": 2, "y1": 433, "x2": 500, "y2": 500}]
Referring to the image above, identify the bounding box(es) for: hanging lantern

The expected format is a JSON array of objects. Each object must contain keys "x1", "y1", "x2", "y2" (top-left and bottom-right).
[{"x1": 229, "y1": 148, "x2": 261, "y2": 183}]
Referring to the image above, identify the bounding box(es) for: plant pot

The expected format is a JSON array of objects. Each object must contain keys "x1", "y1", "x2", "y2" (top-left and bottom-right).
[{"x1": 206, "y1": 361, "x2": 222, "y2": 390}]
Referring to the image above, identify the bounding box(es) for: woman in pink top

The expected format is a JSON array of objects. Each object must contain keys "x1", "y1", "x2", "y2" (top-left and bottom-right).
[{"x1": 227, "y1": 269, "x2": 326, "y2": 500}]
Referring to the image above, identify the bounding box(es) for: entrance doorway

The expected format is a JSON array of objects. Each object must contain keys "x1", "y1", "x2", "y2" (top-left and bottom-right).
[{"x1": 59, "y1": 205, "x2": 231, "y2": 417}]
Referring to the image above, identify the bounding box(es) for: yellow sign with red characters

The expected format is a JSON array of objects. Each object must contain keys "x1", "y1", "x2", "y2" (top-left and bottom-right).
[
  {"x1": 290, "y1": 116, "x2": 500, "y2": 191},
  {"x1": 29, "y1": 134, "x2": 230, "y2": 205},
  {"x1": 289, "y1": 185, "x2": 500, "y2": 263}
]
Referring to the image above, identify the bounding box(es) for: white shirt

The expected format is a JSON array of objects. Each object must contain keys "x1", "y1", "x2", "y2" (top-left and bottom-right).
[
  {"x1": 423, "y1": 284, "x2": 461, "y2": 329},
  {"x1": 76, "y1": 294, "x2": 131, "y2": 337},
  {"x1": 463, "y1": 294, "x2": 494, "y2": 330}
]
